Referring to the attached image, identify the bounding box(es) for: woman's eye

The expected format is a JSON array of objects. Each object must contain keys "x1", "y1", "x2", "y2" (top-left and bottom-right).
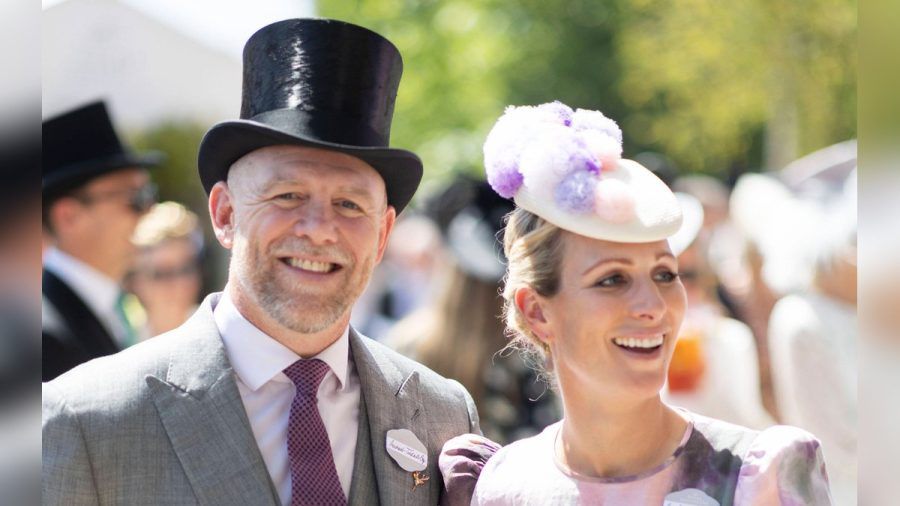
[
  {"x1": 596, "y1": 274, "x2": 626, "y2": 287},
  {"x1": 655, "y1": 270, "x2": 679, "y2": 283}
]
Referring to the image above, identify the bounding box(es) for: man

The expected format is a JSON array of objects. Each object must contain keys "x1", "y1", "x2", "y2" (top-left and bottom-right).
[
  {"x1": 42, "y1": 101, "x2": 159, "y2": 381},
  {"x1": 43, "y1": 19, "x2": 479, "y2": 506}
]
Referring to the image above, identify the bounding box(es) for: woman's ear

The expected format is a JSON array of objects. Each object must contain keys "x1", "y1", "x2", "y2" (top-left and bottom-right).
[
  {"x1": 514, "y1": 286, "x2": 554, "y2": 346},
  {"x1": 209, "y1": 181, "x2": 235, "y2": 249}
]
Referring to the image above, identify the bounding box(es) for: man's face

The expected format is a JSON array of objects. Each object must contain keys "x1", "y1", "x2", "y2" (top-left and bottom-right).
[
  {"x1": 52, "y1": 167, "x2": 153, "y2": 280},
  {"x1": 212, "y1": 145, "x2": 395, "y2": 334}
]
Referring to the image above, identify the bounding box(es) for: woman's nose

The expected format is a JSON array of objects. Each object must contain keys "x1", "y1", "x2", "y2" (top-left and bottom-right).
[{"x1": 629, "y1": 279, "x2": 667, "y2": 322}]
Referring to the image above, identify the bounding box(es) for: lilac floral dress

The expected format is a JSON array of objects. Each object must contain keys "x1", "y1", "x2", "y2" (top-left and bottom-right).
[{"x1": 442, "y1": 411, "x2": 832, "y2": 506}]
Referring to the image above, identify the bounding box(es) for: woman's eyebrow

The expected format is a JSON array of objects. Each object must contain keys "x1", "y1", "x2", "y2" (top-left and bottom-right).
[
  {"x1": 582, "y1": 252, "x2": 676, "y2": 275},
  {"x1": 582, "y1": 258, "x2": 632, "y2": 276}
]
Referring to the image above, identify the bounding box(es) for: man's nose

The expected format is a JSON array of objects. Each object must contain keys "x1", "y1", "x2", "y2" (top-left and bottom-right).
[{"x1": 292, "y1": 200, "x2": 339, "y2": 244}]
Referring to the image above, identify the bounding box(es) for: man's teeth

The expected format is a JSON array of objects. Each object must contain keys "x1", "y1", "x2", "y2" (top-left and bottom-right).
[
  {"x1": 613, "y1": 335, "x2": 664, "y2": 349},
  {"x1": 286, "y1": 258, "x2": 333, "y2": 273}
]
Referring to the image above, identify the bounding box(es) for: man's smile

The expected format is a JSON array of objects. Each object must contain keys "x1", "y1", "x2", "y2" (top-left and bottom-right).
[{"x1": 279, "y1": 256, "x2": 342, "y2": 274}]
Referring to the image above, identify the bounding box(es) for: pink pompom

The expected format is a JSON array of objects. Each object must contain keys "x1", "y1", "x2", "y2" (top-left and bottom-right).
[
  {"x1": 594, "y1": 178, "x2": 636, "y2": 223},
  {"x1": 580, "y1": 131, "x2": 622, "y2": 172}
]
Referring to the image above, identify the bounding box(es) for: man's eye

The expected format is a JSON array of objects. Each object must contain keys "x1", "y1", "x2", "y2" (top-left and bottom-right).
[
  {"x1": 275, "y1": 193, "x2": 300, "y2": 201},
  {"x1": 337, "y1": 200, "x2": 362, "y2": 211}
]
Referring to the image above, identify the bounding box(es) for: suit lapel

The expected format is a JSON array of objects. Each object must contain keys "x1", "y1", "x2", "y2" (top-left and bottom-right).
[
  {"x1": 348, "y1": 391, "x2": 378, "y2": 505},
  {"x1": 42, "y1": 268, "x2": 119, "y2": 357},
  {"x1": 147, "y1": 294, "x2": 279, "y2": 505},
  {"x1": 350, "y1": 329, "x2": 438, "y2": 506}
]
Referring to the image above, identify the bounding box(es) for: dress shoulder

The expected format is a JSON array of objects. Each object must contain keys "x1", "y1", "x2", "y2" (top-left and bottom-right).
[
  {"x1": 734, "y1": 425, "x2": 833, "y2": 505},
  {"x1": 470, "y1": 424, "x2": 559, "y2": 506}
]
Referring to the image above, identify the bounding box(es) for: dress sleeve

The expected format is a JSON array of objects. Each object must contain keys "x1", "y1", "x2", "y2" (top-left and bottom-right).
[
  {"x1": 733, "y1": 425, "x2": 833, "y2": 505},
  {"x1": 438, "y1": 434, "x2": 502, "y2": 506}
]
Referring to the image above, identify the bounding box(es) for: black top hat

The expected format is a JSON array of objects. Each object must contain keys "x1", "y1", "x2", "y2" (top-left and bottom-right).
[
  {"x1": 42, "y1": 101, "x2": 162, "y2": 197},
  {"x1": 198, "y1": 18, "x2": 423, "y2": 214}
]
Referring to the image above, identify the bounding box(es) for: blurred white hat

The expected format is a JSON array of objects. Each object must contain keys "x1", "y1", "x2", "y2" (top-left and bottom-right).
[{"x1": 668, "y1": 192, "x2": 705, "y2": 257}]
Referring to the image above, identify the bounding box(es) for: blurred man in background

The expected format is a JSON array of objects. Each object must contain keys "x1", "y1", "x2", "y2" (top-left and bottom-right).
[{"x1": 42, "y1": 101, "x2": 159, "y2": 381}]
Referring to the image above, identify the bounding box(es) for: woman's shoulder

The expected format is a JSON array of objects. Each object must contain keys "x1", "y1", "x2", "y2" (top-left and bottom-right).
[
  {"x1": 471, "y1": 423, "x2": 565, "y2": 505},
  {"x1": 673, "y1": 411, "x2": 832, "y2": 505},
  {"x1": 733, "y1": 424, "x2": 833, "y2": 504},
  {"x1": 686, "y1": 410, "x2": 827, "y2": 473},
  {"x1": 686, "y1": 410, "x2": 761, "y2": 455},
  {"x1": 484, "y1": 422, "x2": 558, "y2": 472}
]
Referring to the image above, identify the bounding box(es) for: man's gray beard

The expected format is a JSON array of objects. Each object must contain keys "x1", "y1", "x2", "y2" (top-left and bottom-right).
[{"x1": 234, "y1": 240, "x2": 372, "y2": 334}]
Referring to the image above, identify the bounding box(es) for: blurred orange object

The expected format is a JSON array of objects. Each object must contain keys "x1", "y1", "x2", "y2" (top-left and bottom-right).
[{"x1": 668, "y1": 329, "x2": 706, "y2": 392}]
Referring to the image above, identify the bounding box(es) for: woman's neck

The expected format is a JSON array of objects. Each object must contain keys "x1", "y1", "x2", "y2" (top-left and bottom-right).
[{"x1": 556, "y1": 391, "x2": 688, "y2": 479}]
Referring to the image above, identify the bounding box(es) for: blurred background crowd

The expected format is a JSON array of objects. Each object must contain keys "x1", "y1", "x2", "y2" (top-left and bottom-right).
[{"x1": 6, "y1": 0, "x2": 898, "y2": 503}]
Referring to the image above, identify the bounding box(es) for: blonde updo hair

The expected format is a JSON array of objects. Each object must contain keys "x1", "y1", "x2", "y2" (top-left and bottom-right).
[
  {"x1": 501, "y1": 207, "x2": 566, "y2": 382},
  {"x1": 132, "y1": 201, "x2": 203, "y2": 251}
]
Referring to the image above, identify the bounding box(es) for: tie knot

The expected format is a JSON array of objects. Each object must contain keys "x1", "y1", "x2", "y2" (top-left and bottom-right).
[{"x1": 283, "y1": 358, "x2": 331, "y2": 396}]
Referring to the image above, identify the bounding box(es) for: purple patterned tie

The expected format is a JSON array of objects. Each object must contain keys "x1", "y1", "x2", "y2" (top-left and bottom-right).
[{"x1": 282, "y1": 359, "x2": 347, "y2": 506}]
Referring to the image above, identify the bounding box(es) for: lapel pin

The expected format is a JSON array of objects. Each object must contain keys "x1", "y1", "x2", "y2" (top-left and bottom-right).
[
  {"x1": 386, "y1": 429, "x2": 428, "y2": 491},
  {"x1": 411, "y1": 470, "x2": 429, "y2": 491}
]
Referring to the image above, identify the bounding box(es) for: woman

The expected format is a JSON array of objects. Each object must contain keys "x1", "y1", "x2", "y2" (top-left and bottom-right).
[
  {"x1": 440, "y1": 102, "x2": 832, "y2": 505},
  {"x1": 127, "y1": 201, "x2": 204, "y2": 339}
]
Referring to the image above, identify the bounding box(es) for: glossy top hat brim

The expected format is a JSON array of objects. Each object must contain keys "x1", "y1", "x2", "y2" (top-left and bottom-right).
[
  {"x1": 199, "y1": 120, "x2": 423, "y2": 214},
  {"x1": 42, "y1": 151, "x2": 164, "y2": 194}
]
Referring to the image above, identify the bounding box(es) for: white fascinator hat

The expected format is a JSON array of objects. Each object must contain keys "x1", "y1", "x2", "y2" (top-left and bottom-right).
[{"x1": 483, "y1": 101, "x2": 682, "y2": 242}]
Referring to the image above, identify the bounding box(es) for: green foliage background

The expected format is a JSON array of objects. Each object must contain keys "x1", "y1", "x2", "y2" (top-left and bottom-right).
[
  {"x1": 320, "y1": 0, "x2": 856, "y2": 191},
  {"x1": 132, "y1": 1, "x2": 856, "y2": 207}
]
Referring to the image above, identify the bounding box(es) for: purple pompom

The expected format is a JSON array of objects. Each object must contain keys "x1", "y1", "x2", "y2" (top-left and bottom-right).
[
  {"x1": 536, "y1": 101, "x2": 575, "y2": 126},
  {"x1": 555, "y1": 170, "x2": 598, "y2": 214},
  {"x1": 487, "y1": 163, "x2": 524, "y2": 199},
  {"x1": 570, "y1": 136, "x2": 601, "y2": 173}
]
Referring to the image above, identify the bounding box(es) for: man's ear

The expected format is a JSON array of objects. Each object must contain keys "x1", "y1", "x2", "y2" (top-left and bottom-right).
[
  {"x1": 47, "y1": 197, "x2": 83, "y2": 237},
  {"x1": 514, "y1": 286, "x2": 554, "y2": 346},
  {"x1": 209, "y1": 181, "x2": 235, "y2": 249},
  {"x1": 374, "y1": 205, "x2": 397, "y2": 264}
]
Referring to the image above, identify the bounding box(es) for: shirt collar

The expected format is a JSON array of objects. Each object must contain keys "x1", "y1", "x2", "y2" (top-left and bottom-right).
[
  {"x1": 214, "y1": 289, "x2": 350, "y2": 392},
  {"x1": 43, "y1": 246, "x2": 121, "y2": 316}
]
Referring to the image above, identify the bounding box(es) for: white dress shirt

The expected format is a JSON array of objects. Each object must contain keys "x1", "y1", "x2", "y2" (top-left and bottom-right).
[
  {"x1": 43, "y1": 246, "x2": 130, "y2": 346},
  {"x1": 214, "y1": 291, "x2": 360, "y2": 505}
]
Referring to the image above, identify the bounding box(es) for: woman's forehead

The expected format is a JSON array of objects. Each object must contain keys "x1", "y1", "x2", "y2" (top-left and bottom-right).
[{"x1": 562, "y1": 232, "x2": 674, "y2": 266}]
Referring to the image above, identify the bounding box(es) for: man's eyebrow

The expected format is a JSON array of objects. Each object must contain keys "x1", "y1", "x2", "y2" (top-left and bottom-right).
[{"x1": 260, "y1": 179, "x2": 381, "y2": 203}]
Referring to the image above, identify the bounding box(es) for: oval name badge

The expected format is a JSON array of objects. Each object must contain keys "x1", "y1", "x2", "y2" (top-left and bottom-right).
[
  {"x1": 386, "y1": 429, "x2": 427, "y2": 472},
  {"x1": 664, "y1": 488, "x2": 719, "y2": 506}
]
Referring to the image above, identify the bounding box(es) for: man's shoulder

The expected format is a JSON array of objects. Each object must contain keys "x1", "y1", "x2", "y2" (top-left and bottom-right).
[
  {"x1": 43, "y1": 328, "x2": 185, "y2": 413},
  {"x1": 355, "y1": 331, "x2": 469, "y2": 401}
]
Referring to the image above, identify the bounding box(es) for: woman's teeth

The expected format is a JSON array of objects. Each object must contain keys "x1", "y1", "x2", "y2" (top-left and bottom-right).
[
  {"x1": 286, "y1": 258, "x2": 334, "y2": 273},
  {"x1": 613, "y1": 335, "x2": 664, "y2": 349}
]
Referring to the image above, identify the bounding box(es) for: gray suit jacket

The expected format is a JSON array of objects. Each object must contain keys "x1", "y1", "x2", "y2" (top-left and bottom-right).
[{"x1": 43, "y1": 293, "x2": 480, "y2": 505}]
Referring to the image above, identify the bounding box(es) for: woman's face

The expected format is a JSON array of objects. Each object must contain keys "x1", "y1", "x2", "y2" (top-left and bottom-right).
[{"x1": 531, "y1": 232, "x2": 687, "y2": 402}]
